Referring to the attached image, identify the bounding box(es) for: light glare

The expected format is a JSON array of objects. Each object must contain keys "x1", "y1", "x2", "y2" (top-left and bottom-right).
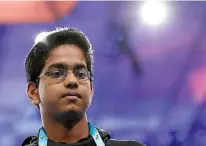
[
  {"x1": 140, "y1": 1, "x2": 167, "y2": 25},
  {"x1": 35, "y1": 32, "x2": 49, "y2": 44}
]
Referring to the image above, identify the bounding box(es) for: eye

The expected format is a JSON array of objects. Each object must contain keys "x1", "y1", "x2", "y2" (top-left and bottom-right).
[
  {"x1": 46, "y1": 70, "x2": 65, "y2": 78},
  {"x1": 75, "y1": 70, "x2": 88, "y2": 79}
]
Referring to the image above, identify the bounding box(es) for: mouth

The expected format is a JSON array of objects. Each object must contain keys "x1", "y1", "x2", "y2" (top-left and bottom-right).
[{"x1": 62, "y1": 91, "x2": 81, "y2": 99}]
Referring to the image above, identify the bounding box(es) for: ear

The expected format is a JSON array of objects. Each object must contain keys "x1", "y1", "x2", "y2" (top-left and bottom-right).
[
  {"x1": 26, "y1": 82, "x2": 40, "y2": 106},
  {"x1": 90, "y1": 82, "x2": 94, "y2": 97}
]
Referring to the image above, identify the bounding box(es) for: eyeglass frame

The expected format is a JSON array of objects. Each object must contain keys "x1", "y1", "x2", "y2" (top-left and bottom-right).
[{"x1": 37, "y1": 68, "x2": 93, "y2": 84}]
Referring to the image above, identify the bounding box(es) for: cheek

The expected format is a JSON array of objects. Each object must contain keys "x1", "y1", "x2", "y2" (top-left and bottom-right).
[
  {"x1": 38, "y1": 82, "x2": 46, "y2": 100},
  {"x1": 82, "y1": 83, "x2": 93, "y2": 102},
  {"x1": 38, "y1": 82, "x2": 61, "y2": 104}
]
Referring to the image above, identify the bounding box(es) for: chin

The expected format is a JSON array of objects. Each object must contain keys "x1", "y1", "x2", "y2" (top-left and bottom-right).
[
  {"x1": 64, "y1": 104, "x2": 81, "y2": 111},
  {"x1": 55, "y1": 108, "x2": 83, "y2": 123}
]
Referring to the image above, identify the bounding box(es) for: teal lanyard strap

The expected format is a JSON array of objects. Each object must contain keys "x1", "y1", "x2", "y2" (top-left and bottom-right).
[
  {"x1": 38, "y1": 123, "x2": 105, "y2": 146},
  {"x1": 38, "y1": 128, "x2": 48, "y2": 146},
  {"x1": 88, "y1": 123, "x2": 105, "y2": 146}
]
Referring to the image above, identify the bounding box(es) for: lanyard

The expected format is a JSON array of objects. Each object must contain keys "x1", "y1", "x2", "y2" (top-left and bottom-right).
[{"x1": 38, "y1": 123, "x2": 105, "y2": 146}]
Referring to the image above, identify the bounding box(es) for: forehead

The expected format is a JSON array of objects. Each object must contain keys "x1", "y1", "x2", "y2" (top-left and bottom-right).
[{"x1": 43, "y1": 44, "x2": 86, "y2": 70}]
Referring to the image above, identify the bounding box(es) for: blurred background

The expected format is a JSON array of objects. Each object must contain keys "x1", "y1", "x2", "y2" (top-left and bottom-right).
[{"x1": 0, "y1": 1, "x2": 206, "y2": 146}]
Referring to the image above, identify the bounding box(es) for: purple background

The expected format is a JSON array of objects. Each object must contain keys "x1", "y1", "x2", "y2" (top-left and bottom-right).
[{"x1": 0, "y1": 1, "x2": 206, "y2": 146}]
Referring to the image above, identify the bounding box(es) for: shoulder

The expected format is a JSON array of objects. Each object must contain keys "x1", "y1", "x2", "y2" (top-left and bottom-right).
[
  {"x1": 109, "y1": 139, "x2": 146, "y2": 146},
  {"x1": 96, "y1": 127, "x2": 146, "y2": 146},
  {"x1": 22, "y1": 136, "x2": 38, "y2": 146}
]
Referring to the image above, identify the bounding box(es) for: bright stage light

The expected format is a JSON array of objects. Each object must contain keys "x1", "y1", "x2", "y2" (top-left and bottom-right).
[{"x1": 140, "y1": 1, "x2": 167, "y2": 25}]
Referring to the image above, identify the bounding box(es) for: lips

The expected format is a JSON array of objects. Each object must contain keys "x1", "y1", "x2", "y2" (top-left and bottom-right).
[{"x1": 62, "y1": 91, "x2": 81, "y2": 99}]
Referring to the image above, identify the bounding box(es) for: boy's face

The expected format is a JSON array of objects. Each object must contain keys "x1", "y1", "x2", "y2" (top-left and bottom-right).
[{"x1": 27, "y1": 44, "x2": 93, "y2": 120}]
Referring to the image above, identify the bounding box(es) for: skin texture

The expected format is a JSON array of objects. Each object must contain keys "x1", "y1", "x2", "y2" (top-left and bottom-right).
[{"x1": 26, "y1": 44, "x2": 94, "y2": 144}]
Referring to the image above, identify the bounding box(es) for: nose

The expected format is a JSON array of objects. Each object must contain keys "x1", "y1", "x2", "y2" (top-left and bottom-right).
[{"x1": 63, "y1": 72, "x2": 79, "y2": 89}]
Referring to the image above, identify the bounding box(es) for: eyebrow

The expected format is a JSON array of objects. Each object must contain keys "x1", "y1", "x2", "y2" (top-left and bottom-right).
[
  {"x1": 74, "y1": 64, "x2": 87, "y2": 70},
  {"x1": 47, "y1": 63, "x2": 66, "y2": 70},
  {"x1": 47, "y1": 63, "x2": 87, "y2": 70}
]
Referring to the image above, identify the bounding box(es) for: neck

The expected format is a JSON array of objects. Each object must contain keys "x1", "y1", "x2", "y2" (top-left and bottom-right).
[{"x1": 41, "y1": 112, "x2": 89, "y2": 144}]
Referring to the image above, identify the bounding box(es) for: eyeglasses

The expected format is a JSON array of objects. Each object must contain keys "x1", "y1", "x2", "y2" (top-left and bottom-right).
[{"x1": 39, "y1": 68, "x2": 91, "y2": 84}]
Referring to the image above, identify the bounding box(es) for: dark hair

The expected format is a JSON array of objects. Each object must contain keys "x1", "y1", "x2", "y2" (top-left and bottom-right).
[{"x1": 25, "y1": 27, "x2": 94, "y2": 86}]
